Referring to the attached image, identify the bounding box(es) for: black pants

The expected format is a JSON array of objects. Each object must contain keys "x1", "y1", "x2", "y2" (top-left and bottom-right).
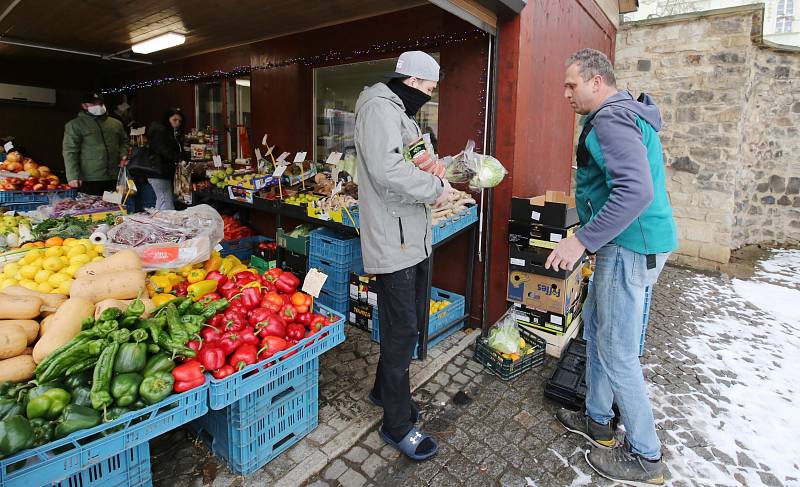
[
  {"x1": 371, "y1": 259, "x2": 429, "y2": 439},
  {"x1": 79, "y1": 180, "x2": 115, "y2": 196}
]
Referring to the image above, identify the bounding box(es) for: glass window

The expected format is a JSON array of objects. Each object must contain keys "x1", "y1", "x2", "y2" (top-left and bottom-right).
[
  {"x1": 777, "y1": 0, "x2": 794, "y2": 33},
  {"x1": 195, "y1": 82, "x2": 224, "y2": 157},
  {"x1": 313, "y1": 55, "x2": 440, "y2": 164},
  {"x1": 227, "y1": 78, "x2": 252, "y2": 160}
]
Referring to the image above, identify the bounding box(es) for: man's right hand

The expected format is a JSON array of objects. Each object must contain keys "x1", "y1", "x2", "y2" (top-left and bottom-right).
[
  {"x1": 68, "y1": 179, "x2": 81, "y2": 188},
  {"x1": 434, "y1": 179, "x2": 452, "y2": 208}
]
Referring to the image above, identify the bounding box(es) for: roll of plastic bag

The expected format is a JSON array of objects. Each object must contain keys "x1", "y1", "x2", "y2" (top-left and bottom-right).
[{"x1": 90, "y1": 224, "x2": 110, "y2": 245}]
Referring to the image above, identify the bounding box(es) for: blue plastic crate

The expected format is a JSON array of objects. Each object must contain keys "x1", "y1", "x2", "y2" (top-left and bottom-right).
[
  {"x1": 0, "y1": 188, "x2": 77, "y2": 204},
  {"x1": 0, "y1": 386, "x2": 207, "y2": 486},
  {"x1": 206, "y1": 303, "x2": 345, "y2": 409},
  {"x1": 191, "y1": 381, "x2": 319, "y2": 475},
  {"x1": 220, "y1": 235, "x2": 274, "y2": 261},
  {"x1": 432, "y1": 205, "x2": 478, "y2": 244},
  {"x1": 309, "y1": 228, "x2": 361, "y2": 269},
  {"x1": 315, "y1": 288, "x2": 349, "y2": 317},
  {"x1": 341, "y1": 206, "x2": 360, "y2": 228},
  {"x1": 52, "y1": 442, "x2": 152, "y2": 487},
  {"x1": 308, "y1": 256, "x2": 351, "y2": 296},
  {"x1": 0, "y1": 200, "x2": 49, "y2": 212},
  {"x1": 372, "y1": 287, "x2": 465, "y2": 359}
]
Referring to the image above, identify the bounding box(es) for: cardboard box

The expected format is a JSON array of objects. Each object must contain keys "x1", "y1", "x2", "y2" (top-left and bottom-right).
[
  {"x1": 350, "y1": 274, "x2": 377, "y2": 306},
  {"x1": 519, "y1": 314, "x2": 582, "y2": 358},
  {"x1": 349, "y1": 299, "x2": 376, "y2": 332},
  {"x1": 276, "y1": 228, "x2": 310, "y2": 255},
  {"x1": 507, "y1": 265, "x2": 583, "y2": 316},
  {"x1": 508, "y1": 221, "x2": 578, "y2": 250},
  {"x1": 509, "y1": 244, "x2": 586, "y2": 280},
  {"x1": 511, "y1": 296, "x2": 582, "y2": 334},
  {"x1": 511, "y1": 191, "x2": 579, "y2": 228}
]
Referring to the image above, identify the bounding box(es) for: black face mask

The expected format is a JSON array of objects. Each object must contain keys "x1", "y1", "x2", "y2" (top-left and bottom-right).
[{"x1": 387, "y1": 79, "x2": 432, "y2": 117}]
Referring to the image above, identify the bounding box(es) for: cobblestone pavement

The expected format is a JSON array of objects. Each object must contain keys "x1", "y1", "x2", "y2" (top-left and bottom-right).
[{"x1": 151, "y1": 254, "x2": 800, "y2": 487}]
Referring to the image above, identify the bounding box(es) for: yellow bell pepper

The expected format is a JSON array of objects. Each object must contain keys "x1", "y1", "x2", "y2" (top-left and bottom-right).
[
  {"x1": 152, "y1": 293, "x2": 177, "y2": 307},
  {"x1": 227, "y1": 264, "x2": 249, "y2": 277},
  {"x1": 178, "y1": 264, "x2": 195, "y2": 277},
  {"x1": 219, "y1": 255, "x2": 241, "y2": 275},
  {"x1": 166, "y1": 272, "x2": 184, "y2": 286},
  {"x1": 145, "y1": 282, "x2": 157, "y2": 298},
  {"x1": 204, "y1": 251, "x2": 222, "y2": 272},
  {"x1": 187, "y1": 279, "x2": 218, "y2": 301},
  {"x1": 186, "y1": 268, "x2": 208, "y2": 284},
  {"x1": 149, "y1": 275, "x2": 173, "y2": 294}
]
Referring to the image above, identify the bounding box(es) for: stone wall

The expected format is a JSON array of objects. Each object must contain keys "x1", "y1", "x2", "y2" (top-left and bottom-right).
[{"x1": 614, "y1": 5, "x2": 800, "y2": 268}]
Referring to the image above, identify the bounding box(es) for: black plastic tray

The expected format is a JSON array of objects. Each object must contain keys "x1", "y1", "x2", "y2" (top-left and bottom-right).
[{"x1": 473, "y1": 326, "x2": 547, "y2": 381}]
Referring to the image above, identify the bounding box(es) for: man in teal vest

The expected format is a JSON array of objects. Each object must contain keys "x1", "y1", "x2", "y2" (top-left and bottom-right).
[{"x1": 547, "y1": 48, "x2": 677, "y2": 486}]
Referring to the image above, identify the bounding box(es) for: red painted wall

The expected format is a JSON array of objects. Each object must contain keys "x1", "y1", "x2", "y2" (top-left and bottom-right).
[{"x1": 487, "y1": 0, "x2": 616, "y2": 324}]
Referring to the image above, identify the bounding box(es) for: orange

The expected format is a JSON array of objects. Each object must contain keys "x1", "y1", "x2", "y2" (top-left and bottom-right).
[
  {"x1": 34, "y1": 242, "x2": 45, "y2": 248},
  {"x1": 62, "y1": 238, "x2": 77, "y2": 246},
  {"x1": 45, "y1": 236, "x2": 64, "y2": 248},
  {"x1": 21, "y1": 242, "x2": 35, "y2": 249}
]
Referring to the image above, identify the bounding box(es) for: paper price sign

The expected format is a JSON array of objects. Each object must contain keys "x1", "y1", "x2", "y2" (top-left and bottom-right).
[
  {"x1": 293, "y1": 151, "x2": 307, "y2": 163},
  {"x1": 302, "y1": 268, "x2": 329, "y2": 298},
  {"x1": 331, "y1": 180, "x2": 343, "y2": 197},
  {"x1": 228, "y1": 185, "x2": 254, "y2": 204},
  {"x1": 325, "y1": 152, "x2": 343, "y2": 166},
  {"x1": 255, "y1": 148, "x2": 262, "y2": 161},
  {"x1": 130, "y1": 127, "x2": 145, "y2": 136},
  {"x1": 262, "y1": 134, "x2": 268, "y2": 146},
  {"x1": 212, "y1": 155, "x2": 223, "y2": 167},
  {"x1": 272, "y1": 164, "x2": 288, "y2": 177},
  {"x1": 276, "y1": 152, "x2": 290, "y2": 162},
  {"x1": 3, "y1": 142, "x2": 13, "y2": 152}
]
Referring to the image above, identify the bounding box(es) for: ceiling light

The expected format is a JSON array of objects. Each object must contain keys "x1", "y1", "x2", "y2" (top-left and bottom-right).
[
  {"x1": 132, "y1": 32, "x2": 185, "y2": 54},
  {"x1": 235, "y1": 79, "x2": 251, "y2": 87}
]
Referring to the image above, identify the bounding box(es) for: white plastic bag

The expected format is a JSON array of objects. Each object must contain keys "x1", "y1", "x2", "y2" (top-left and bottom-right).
[
  {"x1": 487, "y1": 311, "x2": 521, "y2": 355},
  {"x1": 444, "y1": 140, "x2": 508, "y2": 191}
]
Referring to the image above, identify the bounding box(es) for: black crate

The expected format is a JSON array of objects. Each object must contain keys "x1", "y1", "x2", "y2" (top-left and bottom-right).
[
  {"x1": 544, "y1": 338, "x2": 588, "y2": 410},
  {"x1": 511, "y1": 193, "x2": 579, "y2": 228},
  {"x1": 508, "y1": 221, "x2": 579, "y2": 250},
  {"x1": 282, "y1": 250, "x2": 308, "y2": 279},
  {"x1": 473, "y1": 326, "x2": 547, "y2": 380}
]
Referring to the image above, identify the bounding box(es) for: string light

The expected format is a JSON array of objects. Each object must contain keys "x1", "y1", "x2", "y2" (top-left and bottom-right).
[{"x1": 102, "y1": 29, "x2": 488, "y2": 94}]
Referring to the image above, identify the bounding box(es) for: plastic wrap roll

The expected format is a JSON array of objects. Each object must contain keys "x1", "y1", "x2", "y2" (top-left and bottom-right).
[{"x1": 90, "y1": 224, "x2": 110, "y2": 245}]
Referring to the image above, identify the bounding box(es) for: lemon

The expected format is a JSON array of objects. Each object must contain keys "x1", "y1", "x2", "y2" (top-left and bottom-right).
[
  {"x1": 19, "y1": 279, "x2": 38, "y2": 290},
  {"x1": 66, "y1": 245, "x2": 86, "y2": 258},
  {"x1": 20, "y1": 254, "x2": 36, "y2": 265},
  {"x1": 19, "y1": 265, "x2": 38, "y2": 280},
  {"x1": 91, "y1": 256, "x2": 103, "y2": 262},
  {"x1": 34, "y1": 269, "x2": 53, "y2": 284},
  {"x1": 45, "y1": 247, "x2": 65, "y2": 257},
  {"x1": 85, "y1": 251, "x2": 98, "y2": 260},
  {"x1": 48, "y1": 273, "x2": 70, "y2": 287},
  {"x1": 36, "y1": 282, "x2": 54, "y2": 293},
  {"x1": 64, "y1": 264, "x2": 82, "y2": 277},
  {"x1": 56, "y1": 282, "x2": 71, "y2": 295},
  {"x1": 70, "y1": 254, "x2": 91, "y2": 267},
  {"x1": 3, "y1": 263, "x2": 19, "y2": 277},
  {"x1": 60, "y1": 256, "x2": 69, "y2": 265},
  {"x1": 13, "y1": 272, "x2": 22, "y2": 281},
  {"x1": 42, "y1": 256, "x2": 65, "y2": 272},
  {"x1": 93, "y1": 244, "x2": 104, "y2": 254}
]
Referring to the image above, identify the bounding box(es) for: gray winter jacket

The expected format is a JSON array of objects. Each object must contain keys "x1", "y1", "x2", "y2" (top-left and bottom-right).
[{"x1": 354, "y1": 83, "x2": 444, "y2": 274}]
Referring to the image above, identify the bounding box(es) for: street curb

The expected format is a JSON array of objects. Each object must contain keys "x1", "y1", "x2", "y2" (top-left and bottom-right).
[{"x1": 274, "y1": 328, "x2": 481, "y2": 487}]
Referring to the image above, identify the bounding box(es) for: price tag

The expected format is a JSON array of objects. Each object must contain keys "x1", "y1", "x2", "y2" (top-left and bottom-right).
[
  {"x1": 262, "y1": 134, "x2": 268, "y2": 146},
  {"x1": 302, "y1": 268, "x2": 329, "y2": 298},
  {"x1": 510, "y1": 258, "x2": 525, "y2": 266},
  {"x1": 227, "y1": 185, "x2": 254, "y2": 204},
  {"x1": 293, "y1": 152, "x2": 307, "y2": 163},
  {"x1": 255, "y1": 148, "x2": 262, "y2": 161},
  {"x1": 550, "y1": 233, "x2": 563, "y2": 243},
  {"x1": 276, "y1": 152, "x2": 290, "y2": 162},
  {"x1": 3, "y1": 142, "x2": 13, "y2": 152},
  {"x1": 102, "y1": 191, "x2": 123, "y2": 204},
  {"x1": 325, "y1": 152, "x2": 343, "y2": 166},
  {"x1": 212, "y1": 155, "x2": 223, "y2": 167},
  {"x1": 331, "y1": 180, "x2": 343, "y2": 197},
  {"x1": 130, "y1": 127, "x2": 145, "y2": 136},
  {"x1": 272, "y1": 164, "x2": 287, "y2": 177}
]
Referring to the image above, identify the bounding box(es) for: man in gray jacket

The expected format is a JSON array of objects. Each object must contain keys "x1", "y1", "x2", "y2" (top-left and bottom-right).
[{"x1": 354, "y1": 51, "x2": 450, "y2": 461}]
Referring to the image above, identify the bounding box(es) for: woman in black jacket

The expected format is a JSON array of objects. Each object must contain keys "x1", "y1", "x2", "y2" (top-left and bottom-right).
[{"x1": 147, "y1": 108, "x2": 185, "y2": 209}]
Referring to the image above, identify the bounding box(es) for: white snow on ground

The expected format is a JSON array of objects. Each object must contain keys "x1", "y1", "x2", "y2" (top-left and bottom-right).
[{"x1": 648, "y1": 249, "x2": 800, "y2": 486}]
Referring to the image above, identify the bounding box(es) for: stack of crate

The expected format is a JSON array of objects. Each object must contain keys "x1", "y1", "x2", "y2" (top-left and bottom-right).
[{"x1": 308, "y1": 228, "x2": 363, "y2": 317}]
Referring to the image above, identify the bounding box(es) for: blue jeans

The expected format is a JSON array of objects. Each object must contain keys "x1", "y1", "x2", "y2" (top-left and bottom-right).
[{"x1": 583, "y1": 244, "x2": 668, "y2": 460}]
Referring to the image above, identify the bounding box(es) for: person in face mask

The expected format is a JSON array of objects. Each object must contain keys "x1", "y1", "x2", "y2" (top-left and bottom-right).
[
  {"x1": 63, "y1": 92, "x2": 129, "y2": 196},
  {"x1": 354, "y1": 51, "x2": 450, "y2": 462}
]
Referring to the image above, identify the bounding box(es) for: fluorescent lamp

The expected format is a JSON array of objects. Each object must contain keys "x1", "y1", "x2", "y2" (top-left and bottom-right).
[
  {"x1": 132, "y1": 32, "x2": 185, "y2": 54},
  {"x1": 235, "y1": 79, "x2": 251, "y2": 87}
]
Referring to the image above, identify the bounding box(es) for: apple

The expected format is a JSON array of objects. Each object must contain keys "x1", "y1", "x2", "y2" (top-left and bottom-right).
[
  {"x1": 32, "y1": 183, "x2": 44, "y2": 190},
  {"x1": 5, "y1": 152, "x2": 22, "y2": 164},
  {"x1": 5, "y1": 162, "x2": 21, "y2": 172},
  {"x1": 38, "y1": 166, "x2": 51, "y2": 174}
]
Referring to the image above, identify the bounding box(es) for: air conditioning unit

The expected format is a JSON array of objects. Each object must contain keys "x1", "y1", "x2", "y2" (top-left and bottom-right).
[{"x1": 0, "y1": 83, "x2": 56, "y2": 105}]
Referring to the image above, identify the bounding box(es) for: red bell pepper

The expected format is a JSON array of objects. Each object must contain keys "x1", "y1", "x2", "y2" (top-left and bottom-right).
[
  {"x1": 239, "y1": 327, "x2": 259, "y2": 347},
  {"x1": 241, "y1": 286, "x2": 262, "y2": 310},
  {"x1": 286, "y1": 323, "x2": 305, "y2": 341},
  {"x1": 291, "y1": 292, "x2": 312, "y2": 314},
  {"x1": 282, "y1": 294, "x2": 292, "y2": 305},
  {"x1": 173, "y1": 281, "x2": 189, "y2": 297},
  {"x1": 229, "y1": 344, "x2": 258, "y2": 370},
  {"x1": 234, "y1": 271, "x2": 257, "y2": 286},
  {"x1": 219, "y1": 280, "x2": 239, "y2": 299},
  {"x1": 248, "y1": 307, "x2": 272, "y2": 328},
  {"x1": 274, "y1": 272, "x2": 300, "y2": 294},
  {"x1": 280, "y1": 303, "x2": 297, "y2": 323},
  {"x1": 258, "y1": 315, "x2": 287, "y2": 338},
  {"x1": 261, "y1": 291, "x2": 284, "y2": 314},
  {"x1": 207, "y1": 313, "x2": 225, "y2": 329},
  {"x1": 200, "y1": 326, "x2": 222, "y2": 344},
  {"x1": 264, "y1": 268, "x2": 283, "y2": 284},
  {"x1": 198, "y1": 345, "x2": 226, "y2": 370},
  {"x1": 206, "y1": 271, "x2": 228, "y2": 285},
  {"x1": 187, "y1": 340, "x2": 202, "y2": 353},
  {"x1": 280, "y1": 340, "x2": 299, "y2": 360},
  {"x1": 296, "y1": 312, "x2": 312, "y2": 327},
  {"x1": 223, "y1": 308, "x2": 247, "y2": 332},
  {"x1": 258, "y1": 335, "x2": 288, "y2": 360},
  {"x1": 309, "y1": 314, "x2": 328, "y2": 332},
  {"x1": 218, "y1": 332, "x2": 242, "y2": 356},
  {"x1": 172, "y1": 361, "x2": 206, "y2": 392},
  {"x1": 212, "y1": 364, "x2": 236, "y2": 380},
  {"x1": 199, "y1": 292, "x2": 221, "y2": 306}
]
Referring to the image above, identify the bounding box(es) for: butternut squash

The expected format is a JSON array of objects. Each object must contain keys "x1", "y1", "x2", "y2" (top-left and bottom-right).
[
  {"x1": 0, "y1": 295, "x2": 42, "y2": 319},
  {"x1": 32, "y1": 297, "x2": 94, "y2": 364},
  {"x1": 74, "y1": 249, "x2": 141, "y2": 279},
  {"x1": 0, "y1": 355, "x2": 36, "y2": 382},
  {"x1": 0, "y1": 325, "x2": 27, "y2": 359},
  {"x1": 70, "y1": 270, "x2": 146, "y2": 303},
  {"x1": 0, "y1": 320, "x2": 39, "y2": 344},
  {"x1": 39, "y1": 315, "x2": 53, "y2": 336},
  {"x1": 1, "y1": 286, "x2": 67, "y2": 310},
  {"x1": 94, "y1": 298, "x2": 155, "y2": 320}
]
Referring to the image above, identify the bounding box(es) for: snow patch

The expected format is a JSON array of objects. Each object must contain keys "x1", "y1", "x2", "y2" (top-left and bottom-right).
[{"x1": 732, "y1": 279, "x2": 800, "y2": 325}]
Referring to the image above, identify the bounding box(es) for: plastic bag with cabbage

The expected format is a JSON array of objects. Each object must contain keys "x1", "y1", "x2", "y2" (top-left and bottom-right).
[
  {"x1": 487, "y1": 312, "x2": 521, "y2": 355},
  {"x1": 444, "y1": 140, "x2": 508, "y2": 191}
]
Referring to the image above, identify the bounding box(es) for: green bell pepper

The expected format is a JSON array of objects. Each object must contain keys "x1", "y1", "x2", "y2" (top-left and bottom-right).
[
  {"x1": 113, "y1": 343, "x2": 147, "y2": 374},
  {"x1": 70, "y1": 386, "x2": 92, "y2": 408},
  {"x1": 0, "y1": 415, "x2": 33, "y2": 458},
  {"x1": 54, "y1": 405, "x2": 101, "y2": 438},
  {"x1": 26, "y1": 388, "x2": 71, "y2": 421},
  {"x1": 130, "y1": 399, "x2": 146, "y2": 410},
  {"x1": 26, "y1": 382, "x2": 65, "y2": 407},
  {"x1": 180, "y1": 314, "x2": 205, "y2": 335},
  {"x1": 29, "y1": 418, "x2": 54, "y2": 447},
  {"x1": 91, "y1": 330, "x2": 129, "y2": 410},
  {"x1": 80, "y1": 316, "x2": 95, "y2": 330},
  {"x1": 104, "y1": 406, "x2": 130, "y2": 423},
  {"x1": 98, "y1": 307, "x2": 122, "y2": 322},
  {"x1": 111, "y1": 373, "x2": 142, "y2": 407},
  {"x1": 142, "y1": 352, "x2": 176, "y2": 378},
  {"x1": 64, "y1": 370, "x2": 93, "y2": 391},
  {"x1": 0, "y1": 382, "x2": 13, "y2": 397},
  {"x1": 120, "y1": 315, "x2": 138, "y2": 328},
  {"x1": 0, "y1": 398, "x2": 23, "y2": 420},
  {"x1": 125, "y1": 298, "x2": 146, "y2": 319},
  {"x1": 139, "y1": 372, "x2": 174, "y2": 405}
]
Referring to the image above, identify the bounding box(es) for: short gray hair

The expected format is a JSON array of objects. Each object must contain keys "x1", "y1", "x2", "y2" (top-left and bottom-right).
[{"x1": 566, "y1": 48, "x2": 616, "y2": 86}]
